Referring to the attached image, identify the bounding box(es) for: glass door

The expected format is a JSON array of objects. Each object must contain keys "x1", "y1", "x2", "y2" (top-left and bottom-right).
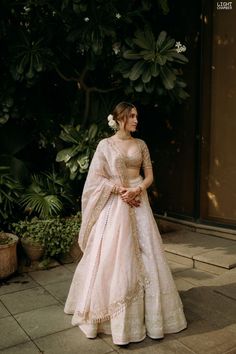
[{"x1": 200, "y1": 0, "x2": 236, "y2": 226}]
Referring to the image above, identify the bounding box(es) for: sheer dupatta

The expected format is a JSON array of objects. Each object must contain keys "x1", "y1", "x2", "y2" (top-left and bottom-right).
[
  {"x1": 78, "y1": 138, "x2": 124, "y2": 253},
  {"x1": 75, "y1": 138, "x2": 150, "y2": 323}
]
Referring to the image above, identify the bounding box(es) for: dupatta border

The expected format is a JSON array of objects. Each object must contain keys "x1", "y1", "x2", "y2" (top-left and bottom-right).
[
  {"x1": 77, "y1": 280, "x2": 144, "y2": 323},
  {"x1": 79, "y1": 183, "x2": 113, "y2": 252}
]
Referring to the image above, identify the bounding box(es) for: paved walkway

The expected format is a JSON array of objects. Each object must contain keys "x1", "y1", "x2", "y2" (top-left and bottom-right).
[{"x1": 0, "y1": 238, "x2": 236, "y2": 353}]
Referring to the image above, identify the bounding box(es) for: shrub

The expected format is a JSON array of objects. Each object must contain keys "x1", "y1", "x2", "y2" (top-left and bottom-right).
[{"x1": 12, "y1": 214, "x2": 81, "y2": 258}]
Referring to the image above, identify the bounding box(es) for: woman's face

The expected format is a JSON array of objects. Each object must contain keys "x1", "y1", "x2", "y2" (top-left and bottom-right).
[{"x1": 124, "y1": 107, "x2": 138, "y2": 132}]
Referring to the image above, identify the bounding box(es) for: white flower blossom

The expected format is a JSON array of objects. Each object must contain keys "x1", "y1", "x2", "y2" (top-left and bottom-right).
[
  {"x1": 23, "y1": 6, "x2": 30, "y2": 12},
  {"x1": 115, "y1": 13, "x2": 121, "y2": 19},
  {"x1": 107, "y1": 114, "x2": 117, "y2": 130},
  {"x1": 84, "y1": 17, "x2": 90, "y2": 22},
  {"x1": 175, "y1": 41, "x2": 181, "y2": 48},
  {"x1": 112, "y1": 42, "x2": 121, "y2": 55},
  {"x1": 175, "y1": 41, "x2": 186, "y2": 53}
]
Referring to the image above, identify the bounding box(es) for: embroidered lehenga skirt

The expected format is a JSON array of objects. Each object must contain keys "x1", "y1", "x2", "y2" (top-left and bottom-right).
[{"x1": 64, "y1": 176, "x2": 187, "y2": 345}]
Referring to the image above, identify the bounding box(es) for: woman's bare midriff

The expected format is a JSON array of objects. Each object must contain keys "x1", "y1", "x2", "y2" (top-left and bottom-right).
[{"x1": 127, "y1": 168, "x2": 140, "y2": 179}]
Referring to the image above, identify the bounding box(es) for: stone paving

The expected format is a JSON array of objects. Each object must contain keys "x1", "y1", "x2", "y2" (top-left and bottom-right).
[{"x1": 0, "y1": 235, "x2": 236, "y2": 354}]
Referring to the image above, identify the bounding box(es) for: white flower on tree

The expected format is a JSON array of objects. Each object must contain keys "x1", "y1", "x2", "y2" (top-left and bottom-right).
[{"x1": 175, "y1": 41, "x2": 186, "y2": 53}]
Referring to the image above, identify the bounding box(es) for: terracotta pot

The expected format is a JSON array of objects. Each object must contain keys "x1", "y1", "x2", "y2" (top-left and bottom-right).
[
  {"x1": 21, "y1": 238, "x2": 45, "y2": 261},
  {"x1": 69, "y1": 239, "x2": 83, "y2": 262},
  {"x1": 0, "y1": 233, "x2": 18, "y2": 279}
]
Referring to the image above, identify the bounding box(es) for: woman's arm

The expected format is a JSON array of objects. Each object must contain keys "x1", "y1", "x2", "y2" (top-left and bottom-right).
[
  {"x1": 138, "y1": 166, "x2": 153, "y2": 192},
  {"x1": 119, "y1": 167, "x2": 153, "y2": 204}
]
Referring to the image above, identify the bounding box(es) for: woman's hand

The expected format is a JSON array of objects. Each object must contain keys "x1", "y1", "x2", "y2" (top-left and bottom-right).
[
  {"x1": 113, "y1": 186, "x2": 141, "y2": 207},
  {"x1": 127, "y1": 198, "x2": 140, "y2": 208},
  {"x1": 119, "y1": 187, "x2": 141, "y2": 204}
]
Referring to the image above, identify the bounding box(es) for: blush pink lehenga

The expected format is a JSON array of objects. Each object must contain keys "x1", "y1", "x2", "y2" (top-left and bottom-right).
[{"x1": 64, "y1": 137, "x2": 187, "y2": 345}]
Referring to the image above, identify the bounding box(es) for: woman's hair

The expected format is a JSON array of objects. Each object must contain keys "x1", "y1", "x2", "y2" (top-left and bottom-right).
[{"x1": 112, "y1": 102, "x2": 136, "y2": 124}]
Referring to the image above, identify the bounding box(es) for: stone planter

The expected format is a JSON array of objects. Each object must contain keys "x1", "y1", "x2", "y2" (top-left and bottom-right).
[
  {"x1": 21, "y1": 238, "x2": 45, "y2": 262},
  {"x1": 0, "y1": 233, "x2": 19, "y2": 279}
]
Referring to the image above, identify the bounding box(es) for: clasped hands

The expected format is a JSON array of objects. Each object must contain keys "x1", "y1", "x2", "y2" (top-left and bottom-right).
[{"x1": 113, "y1": 185, "x2": 142, "y2": 207}]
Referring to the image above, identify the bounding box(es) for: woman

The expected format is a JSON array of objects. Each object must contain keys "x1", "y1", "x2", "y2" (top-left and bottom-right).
[{"x1": 64, "y1": 102, "x2": 187, "y2": 345}]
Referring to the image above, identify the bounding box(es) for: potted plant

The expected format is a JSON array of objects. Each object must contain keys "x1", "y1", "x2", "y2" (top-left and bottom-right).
[
  {"x1": 12, "y1": 219, "x2": 46, "y2": 262},
  {"x1": 0, "y1": 231, "x2": 19, "y2": 279},
  {"x1": 42, "y1": 215, "x2": 82, "y2": 261},
  {"x1": 12, "y1": 214, "x2": 82, "y2": 263}
]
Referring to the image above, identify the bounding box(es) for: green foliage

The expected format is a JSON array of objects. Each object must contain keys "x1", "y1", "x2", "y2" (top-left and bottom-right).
[
  {"x1": 56, "y1": 123, "x2": 108, "y2": 180},
  {"x1": 10, "y1": 32, "x2": 53, "y2": 83},
  {"x1": 20, "y1": 171, "x2": 73, "y2": 219},
  {"x1": 0, "y1": 166, "x2": 23, "y2": 221},
  {"x1": 12, "y1": 218, "x2": 47, "y2": 246},
  {"x1": 116, "y1": 28, "x2": 189, "y2": 101},
  {"x1": 42, "y1": 216, "x2": 81, "y2": 257},
  {"x1": 0, "y1": 232, "x2": 12, "y2": 245},
  {"x1": 0, "y1": 97, "x2": 14, "y2": 126},
  {"x1": 0, "y1": 0, "x2": 190, "y2": 215},
  {"x1": 0, "y1": 0, "x2": 188, "y2": 130},
  {"x1": 12, "y1": 215, "x2": 81, "y2": 257}
]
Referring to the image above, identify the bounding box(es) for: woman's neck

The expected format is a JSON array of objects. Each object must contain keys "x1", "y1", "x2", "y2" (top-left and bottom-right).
[{"x1": 115, "y1": 130, "x2": 132, "y2": 140}]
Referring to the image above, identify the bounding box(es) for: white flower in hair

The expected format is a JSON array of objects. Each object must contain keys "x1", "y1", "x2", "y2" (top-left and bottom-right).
[{"x1": 107, "y1": 114, "x2": 117, "y2": 130}]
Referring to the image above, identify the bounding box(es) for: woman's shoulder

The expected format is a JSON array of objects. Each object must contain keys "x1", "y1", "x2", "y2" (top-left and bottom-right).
[
  {"x1": 97, "y1": 137, "x2": 109, "y2": 148},
  {"x1": 135, "y1": 138, "x2": 148, "y2": 148}
]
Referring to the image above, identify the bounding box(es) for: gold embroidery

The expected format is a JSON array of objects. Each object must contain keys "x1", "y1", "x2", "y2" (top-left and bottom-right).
[
  {"x1": 137, "y1": 139, "x2": 152, "y2": 169},
  {"x1": 77, "y1": 280, "x2": 144, "y2": 323},
  {"x1": 80, "y1": 184, "x2": 112, "y2": 251}
]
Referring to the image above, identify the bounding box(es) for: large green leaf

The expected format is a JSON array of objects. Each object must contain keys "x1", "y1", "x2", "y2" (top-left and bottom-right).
[
  {"x1": 45, "y1": 195, "x2": 63, "y2": 216},
  {"x1": 133, "y1": 28, "x2": 155, "y2": 51},
  {"x1": 142, "y1": 66, "x2": 152, "y2": 83},
  {"x1": 134, "y1": 81, "x2": 144, "y2": 92},
  {"x1": 123, "y1": 50, "x2": 142, "y2": 60},
  {"x1": 115, "y1": 60, "x2": 133, "y2": 74},
  {"x1": 59, "y1": 125, "x2": 81, "y2": 144},
  {"x1": 159, "y1": 38, "x2": 175, "y2": 53},
  {"x1": 150, "y1": 62, "x2": 160, "y2": 77},
  {"x1": 66, "y1": 157, "x2": 79, "y2": 174},
  {"x1": 33, "y1": 54, "x2": 43, "y2": 72},
  {"x1": 144, "y1": 81, "x2": 155, "y2": 93},
  {"x1": 56, "y1": 145, "x2": 81, "y2": 163},
  {"x1": 140, "y1": 50, "x2": 155, "y2": 61},
  {"x1": 155, "y1": 54, "x2": 167, "y2": 66},
  {"x1": 156, "y1": 31, "x2": 167, "y2": 50},
  {"x1": 88, "y1": 124, "x2": 98, "y2": 141},
  {"x1": 129, "y1": 61, "x2": 145, "y2": 81},
  {"x1": 168, "y1": 50, "x2": 189, "y2": 63},
  {"x1": 160, "y1": 66, "x2": 176, "y2": 90},
  {"x1": 16, "y1": 54, "x2": 29, "y2": 75}
]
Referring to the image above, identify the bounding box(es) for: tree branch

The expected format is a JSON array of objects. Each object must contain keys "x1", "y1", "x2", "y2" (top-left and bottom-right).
[
  {"x1": 88, "y1": 86, "x2": 120, "y2": 93},
  {"x1": 55, "y1": 65, "x2": 120, "y2": 126},
  {"x1": 55, "y1": 67, "x2": 79, "y2": 82}
]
